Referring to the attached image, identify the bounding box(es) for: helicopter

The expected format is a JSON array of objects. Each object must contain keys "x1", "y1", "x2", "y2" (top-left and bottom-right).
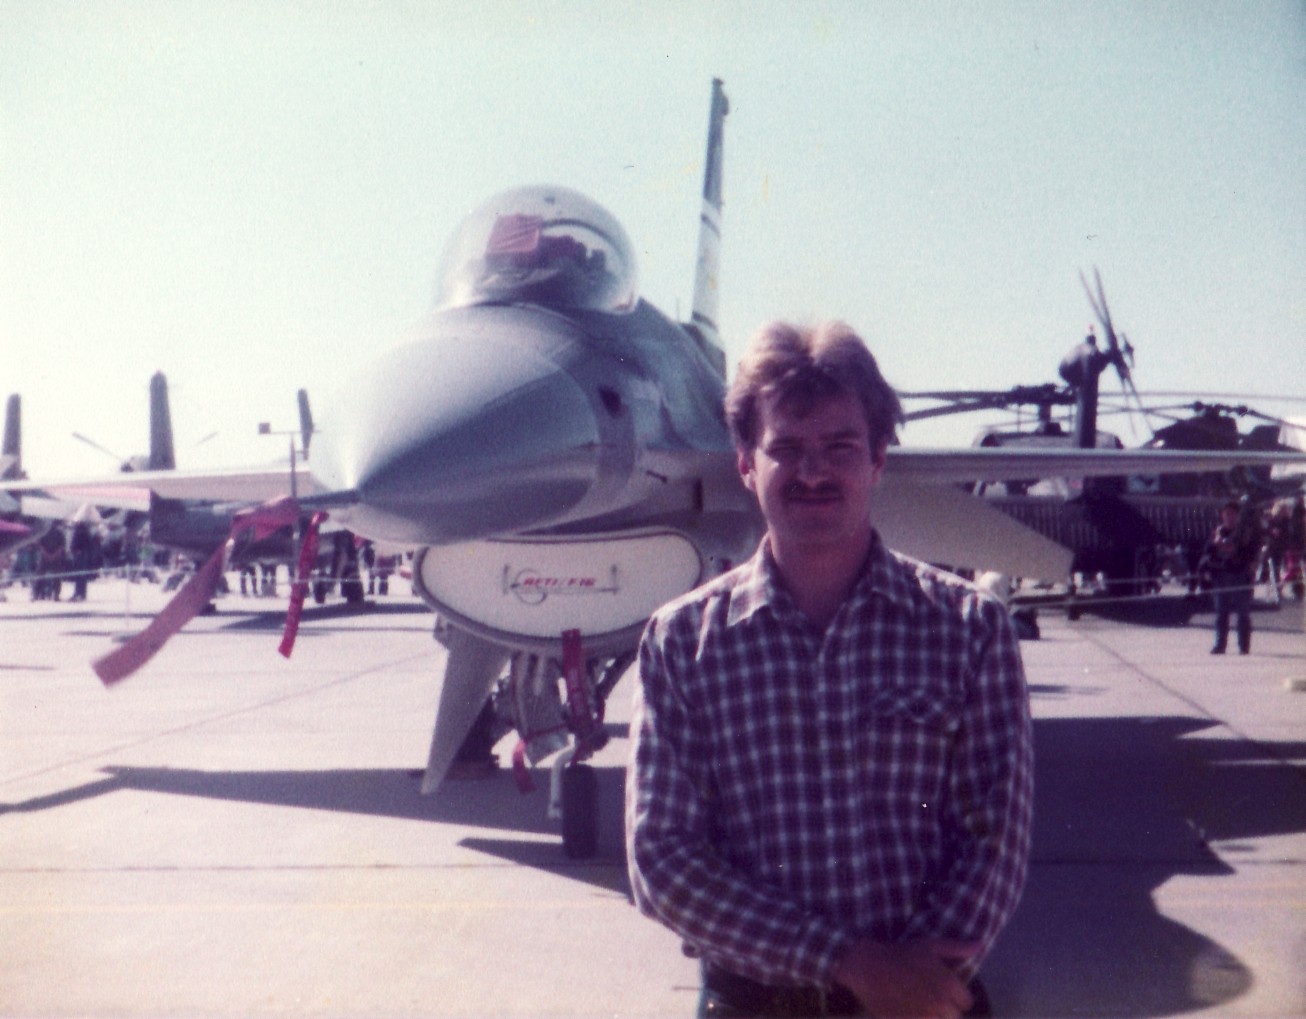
[{"x1": 899, "y1": 270, "x2": 1306, "y2": 601}]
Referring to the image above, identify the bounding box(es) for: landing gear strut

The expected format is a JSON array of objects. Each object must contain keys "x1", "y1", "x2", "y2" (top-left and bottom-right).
[{"x1": 510, "y1": 630, "x2": 634, "y2": 859}]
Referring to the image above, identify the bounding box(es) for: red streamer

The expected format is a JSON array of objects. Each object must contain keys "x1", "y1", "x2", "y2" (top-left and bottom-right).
[
  {"x1": 93, "y1": 541, "x2": 231, "y2": 686},
  {"x1": 279, "y1": 511, "x2": 326, "y2": 659},
  {"x1": 92, "y1": 496, "x2": 308, "y2": 686}
]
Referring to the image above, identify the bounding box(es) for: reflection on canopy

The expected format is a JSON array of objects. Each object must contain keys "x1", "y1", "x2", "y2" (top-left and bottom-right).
[{"x1": 434, "y1": 185, "x2": 639, "y2": 314}]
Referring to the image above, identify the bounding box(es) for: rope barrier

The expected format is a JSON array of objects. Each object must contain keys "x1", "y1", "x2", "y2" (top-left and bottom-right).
[
  {"x1": 1009, "y1": 573, "x2": 1287, "y2": 613},
  {"x1": 2, "y1": 566, "x2": 108, "y2": 584}
]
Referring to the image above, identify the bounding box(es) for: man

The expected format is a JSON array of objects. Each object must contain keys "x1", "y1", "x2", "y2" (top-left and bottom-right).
[
  {"x1": 1202, "y1": 500, "x2": 1260, "y2": 655},
  {"x1": 626, "y1": 321, "x2": 1033, "y2": 1018}
]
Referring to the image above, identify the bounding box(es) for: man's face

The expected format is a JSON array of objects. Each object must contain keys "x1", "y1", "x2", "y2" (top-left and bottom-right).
[{"x1": 738, "y1": 388, "x2": 887, "y2": 555}]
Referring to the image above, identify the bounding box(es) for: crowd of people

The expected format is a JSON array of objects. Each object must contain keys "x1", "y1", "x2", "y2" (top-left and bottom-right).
[
  {"x1": 1198, "y1": 494, "x2": 1305, "y2": 655},
  {"x1": 1260, "y1": 494, "x2": 1306, "y2": 603},
  {"x1": 5, "y1": 517, "x2": 138, "y2": 602},
  {"x1": 0, "y1": 520, "x2": 408, "y2": 605}
]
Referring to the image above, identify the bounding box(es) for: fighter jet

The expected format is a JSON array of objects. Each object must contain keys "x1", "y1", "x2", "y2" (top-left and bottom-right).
[{"x1": 18, "y1": 79, "x2": 1306, "y2": 856}]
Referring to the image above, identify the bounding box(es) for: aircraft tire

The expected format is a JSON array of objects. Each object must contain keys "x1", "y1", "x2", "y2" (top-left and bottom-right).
[
  {"x1": 313, "y1": 581, "x2": 328, "y2": 605},
  {"x1": 561, "y1": 763, "x2": 599, "y2": 859}
]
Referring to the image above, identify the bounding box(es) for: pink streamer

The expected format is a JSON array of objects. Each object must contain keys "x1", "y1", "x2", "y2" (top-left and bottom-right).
[
  {"x1": 279, "y1": 511, "x2": 326, "y2": 659},
  {"x1": 93, "y1": 542, "x2": 230, "y2": 686},
  {"x1": 93, "y1": 496, "x2": 307, "y2": 686}
]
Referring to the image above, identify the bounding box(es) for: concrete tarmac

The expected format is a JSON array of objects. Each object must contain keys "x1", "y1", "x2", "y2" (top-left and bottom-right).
[{"x1": 2, "y1": 577, "x2": 1304, "y2": 1018}]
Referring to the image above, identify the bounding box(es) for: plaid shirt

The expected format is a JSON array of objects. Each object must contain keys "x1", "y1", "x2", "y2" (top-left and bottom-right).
[{"x1": 625, "y1": 534, "x2": 1033, "y2": 990}]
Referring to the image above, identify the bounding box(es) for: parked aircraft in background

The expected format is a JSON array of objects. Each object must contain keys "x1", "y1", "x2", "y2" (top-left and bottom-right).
[
  {"x1": 15, "y1": 80, "x2": 1306, "y2": 856},
  {"x1": 899, "y1": 277, "x2": 1306, "y2": 598},
  {"x1": 138, "y1": 372, "x2": 304, "y2": 585},
  {"x1": 2, "y1": 395, "x2": 50, "y2": 558},
  {"x1": 0, "y1": 517, "x2": 35, "y2": 558},
  {"x1": 141, "y1": 376, "x2": 368, "y2": 603},
  {"x1": 5, "y1": 374, "x2": 366, "y2": 601},
  {"x1": 2, "y1": 394, "x2": 22, "y2": 481}
]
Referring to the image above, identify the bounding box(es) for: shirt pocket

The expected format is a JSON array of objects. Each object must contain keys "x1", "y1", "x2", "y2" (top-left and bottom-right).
[
  {"x1": 870, "y1": 686, "x2": 962, "y2": 732},
  {"x1": 855, "y1": 687, "x2": 961, "y2": 822}
]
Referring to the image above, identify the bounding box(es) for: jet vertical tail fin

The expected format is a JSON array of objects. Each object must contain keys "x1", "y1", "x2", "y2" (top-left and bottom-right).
[
  {"x1": 297, "y1": 388, "x2": 314, "y2": 458},
  {"x1": 148, "y1": 372, "x2": 176, "y2": 471},
  {"x1": 687, "y1": 78, "x2": 729, "y2": 373},
  {"x1": 2, "y1": 394, "x2": 21, "y2": 480}
]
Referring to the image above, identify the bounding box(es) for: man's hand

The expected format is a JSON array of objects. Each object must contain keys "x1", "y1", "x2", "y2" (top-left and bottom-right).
[{"x1": 832, "y1": 937, "x2": 980, "y2": 1018}]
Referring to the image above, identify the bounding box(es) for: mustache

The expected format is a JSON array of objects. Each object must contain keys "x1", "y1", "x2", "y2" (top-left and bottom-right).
[{"x1": 783, "y1": 481, "x2": 842, "y2": 501}]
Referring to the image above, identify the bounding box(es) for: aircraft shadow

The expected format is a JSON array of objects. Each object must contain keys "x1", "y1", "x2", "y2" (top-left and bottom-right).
[
  {"x1": 986, "y1": 715, "x2": 1306, "y2": 1017},
  {"x1": 6, "y1": 716, "x2": 1304, "y2": 1015},
  {"x1": 1067, "y1": 591, "x2": 1301, "y2": 631},
  {"x1": 1069, "y1": 595, "x2": 1199, "y2": 627},
  {"x1": 214, "y1": 599, "x2": 433, "y2": 633},
  {"x1": 0, "y1": 760, "x2": 630, "y2": 893},
  {"x1": 1, "y1": 764, "x2": 557, "y2": 832}
]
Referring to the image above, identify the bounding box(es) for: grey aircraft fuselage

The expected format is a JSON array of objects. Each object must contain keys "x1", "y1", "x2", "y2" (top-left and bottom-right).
[
  {"x1": 310, "y1": 185, "x2": 757, "y2": 579},
  {"x1": 314, "y1": 300, "x2": 750, "y2": 553}
]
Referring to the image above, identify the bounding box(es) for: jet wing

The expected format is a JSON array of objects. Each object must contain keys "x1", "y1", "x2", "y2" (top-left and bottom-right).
[
  {"x1": 874, "y1": 476, "x2": 1074, "y2": 581},
  {"x1": 19, "y1": 491, "x2": 149, "y2": 519},
  {"x1": 876, "y1": 445, "x2": 1306, "y2": 581},
  {"x1": 7, "y1": 465, "x2": 324, "y2": 506},
  {"x1": 18, "y1": 486, "x2": 152, "y2": 514}
]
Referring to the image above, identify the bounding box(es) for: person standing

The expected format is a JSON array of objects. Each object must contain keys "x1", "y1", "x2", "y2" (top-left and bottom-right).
[
  {"x1": 68, "y1": 519, "x2": 99, "y2": 602},
  {"x1": 1285, "y1": 495, "x2": 1305, "y2": 601},
  {"x1": 626, "y1": 321, "x2": 1033, "y2": 1018},
  {"x1": 1203, "y1": 500, "x2": 1260, "y2": 655}
]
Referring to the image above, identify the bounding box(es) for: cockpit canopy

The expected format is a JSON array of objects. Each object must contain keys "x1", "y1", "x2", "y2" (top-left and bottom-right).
[{"x1": 434, "y1": 185, "x2": 639, "y2": 314}]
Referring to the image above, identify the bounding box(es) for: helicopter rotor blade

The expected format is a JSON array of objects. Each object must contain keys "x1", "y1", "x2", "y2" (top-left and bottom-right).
[
  {"x1": 1079, "y1": 266, "x2": 1148, "y2": 443},
  {"x1": 1079, "y1": 267, "x2": 1103, "y2": 325},
  {"x1": 1129, "y1": 390, "x2": 1306, "y2": 404},
  {"x1": 1080, "y1": 267, "x2": 1124, "y2": 359},
  {"x1": 1093, "y1": 267, "x2": 1113, "y2": 335},
  {"x1": 899, "y1": 384, "x2": 1074, "y2": 424},
  {"x1": 71, "y1": 432, "x2": 126, "y2": 464},
  {"x1": 898, "y1": 389, "x2": 1030, "y2": 401}
]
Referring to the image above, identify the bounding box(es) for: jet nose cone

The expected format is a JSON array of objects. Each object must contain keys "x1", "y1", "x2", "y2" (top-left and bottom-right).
[{"x1": 314, "y1": 309, "x2": 602, "y2": 544}]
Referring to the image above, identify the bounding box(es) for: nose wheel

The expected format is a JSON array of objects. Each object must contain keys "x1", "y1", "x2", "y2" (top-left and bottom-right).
[
  {"x1": 558, "y1": 761, "x2": 599, "y2": 859},
  {"x1": 548, "y1": 749, "x2": 600, "y2": 859}
]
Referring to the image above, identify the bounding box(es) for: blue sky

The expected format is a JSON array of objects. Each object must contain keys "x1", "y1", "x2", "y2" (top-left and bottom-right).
[{"x1": 3, "y1": 0, "x2": 1303, "y2": 477}]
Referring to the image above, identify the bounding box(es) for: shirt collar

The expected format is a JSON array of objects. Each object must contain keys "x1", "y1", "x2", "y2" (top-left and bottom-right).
[
  {"x1": 725, "y1": 531, "x2": 916, "y2": 628},
  {"x1": 853, "y1": 532, "x2": 919, "y2": 613},
  {"x1": 724, "y1": 539, "x2": 786, "y2": 628}
]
